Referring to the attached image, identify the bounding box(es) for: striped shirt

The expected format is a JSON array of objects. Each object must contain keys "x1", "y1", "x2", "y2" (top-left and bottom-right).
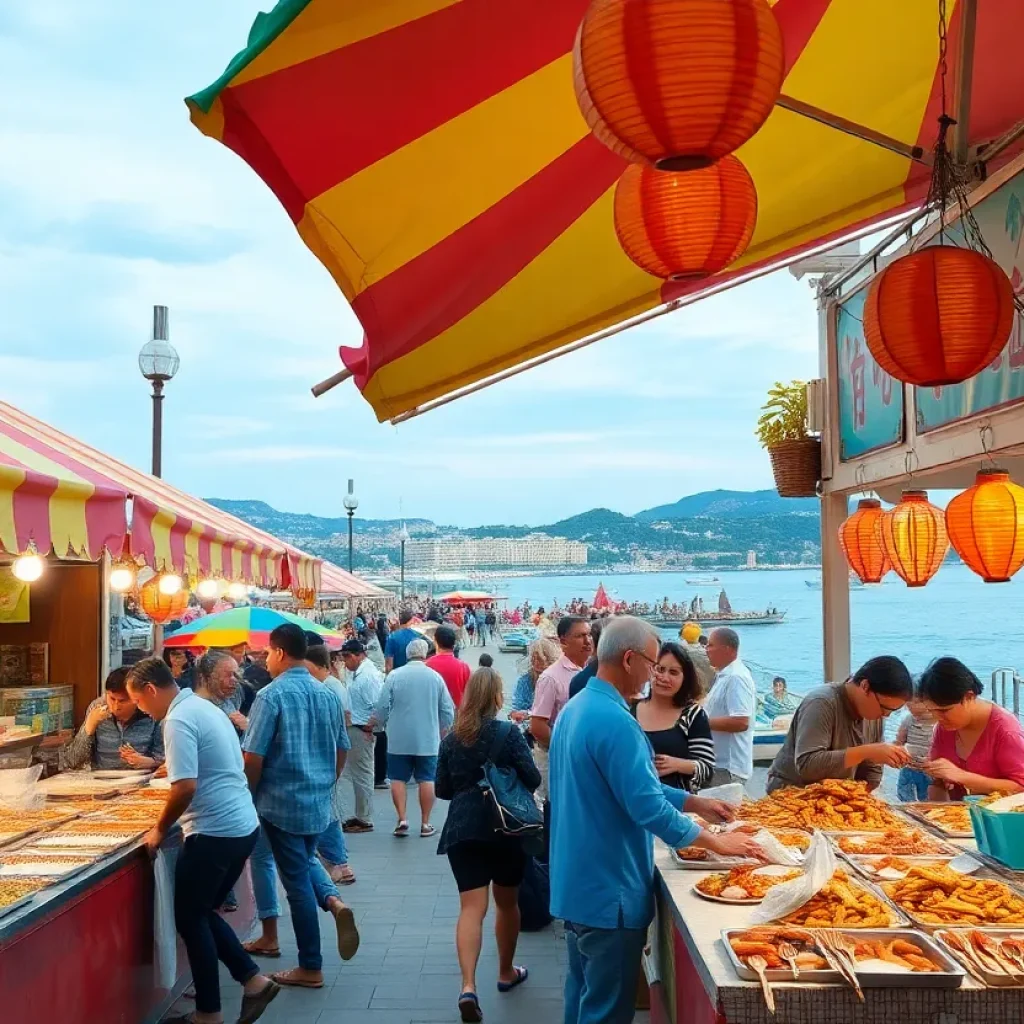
[{"x1": 60, "y1": 697, "x2": 164, "y2": 771}]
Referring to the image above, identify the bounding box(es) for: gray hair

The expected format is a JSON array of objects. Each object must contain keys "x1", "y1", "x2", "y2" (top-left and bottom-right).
[
  {"x1": 597, "y1": 616, "x2": 660, "y2": 665},
  {"x1": 197, "y1": 649, "x2": 237, "y2": 687},
  {"x1": 710, "y1": 627, "x2": 740, "y2": 651},
  {"x1": 406, "y1": 637, "x2": 429, "y2": 661},
  {"x1": 528, "y1": 636, "x2": 561, "y2": 669}
]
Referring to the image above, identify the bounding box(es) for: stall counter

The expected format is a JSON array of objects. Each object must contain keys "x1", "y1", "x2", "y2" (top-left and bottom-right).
[{"x1": 649, "y1": 844, "x2": 1024, "y2": 1024}]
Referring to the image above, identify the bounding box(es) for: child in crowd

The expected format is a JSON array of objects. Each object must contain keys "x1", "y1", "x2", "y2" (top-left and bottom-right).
[{"x1": 895, "y1": 699, "x2": 936, "y2": 801}]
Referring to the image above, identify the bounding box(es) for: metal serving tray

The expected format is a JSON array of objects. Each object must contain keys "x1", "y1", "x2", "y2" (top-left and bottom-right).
[
  {"x1": 0, "y1": 883, "x2": 47, "y2": 921},
  {"x1": 901, "y1": 803, "x2": 975, "y2": 839},
  {"x1": 841, "y1": 853, "x2": 963, "y2": 884},
  {"x1": 878, "y1": 874, "x2": 1024, "y2": 934},
  {"x1": 935, "y1": 929, "x2": 1024, "y2": 987},
  {"x1": 828, "y1": 829, "x2": 962, "y2": 858},
  {"x1": 670, "y1": 847, "x2": 760, "y2": 870},
  {"x1": 721, "y1": 928, "x2": 966, "y2": 988}
]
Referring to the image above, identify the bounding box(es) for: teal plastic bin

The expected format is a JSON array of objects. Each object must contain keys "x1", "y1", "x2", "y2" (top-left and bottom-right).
[{"x1": 966, "y1": 796, "x2": 1024, "y2": 870}]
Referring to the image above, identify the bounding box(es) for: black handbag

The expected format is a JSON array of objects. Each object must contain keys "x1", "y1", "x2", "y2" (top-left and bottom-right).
[{"x1": 477, "y1": 721, "x2": 544, "y2": 849}]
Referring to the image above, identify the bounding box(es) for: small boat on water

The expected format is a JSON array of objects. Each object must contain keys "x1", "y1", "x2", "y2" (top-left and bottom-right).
[
  {"x1": 685, "y1": 576, "x2": 720, "y2": 586},
  {"x1": 645, "y1": 588, "x2": 785, "y2": 628},
  {"x1": 498, "y1": 629, "x2": 537, "y2": 654},
  {"x1": 805, "y1": 574, "x2": 865, "y2": 590}
]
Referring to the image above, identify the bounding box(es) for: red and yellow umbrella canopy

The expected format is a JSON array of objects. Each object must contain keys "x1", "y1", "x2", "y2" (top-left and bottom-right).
[{"x1": 188, "y1": 0, "x2": 1024, "y2": 423}]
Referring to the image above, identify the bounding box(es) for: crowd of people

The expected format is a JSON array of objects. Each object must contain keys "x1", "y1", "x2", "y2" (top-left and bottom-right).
[{"x1": 53, "y1": 598, "x2": 1024, "y2": 1024}]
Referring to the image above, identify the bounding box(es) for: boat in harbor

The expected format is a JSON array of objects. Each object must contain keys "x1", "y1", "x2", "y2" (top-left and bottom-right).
[
  {"x1": 805, "y1": 574, "x2": 865, "y2": 590},
  {"x1": 685, "y1": 575, "x2": 720, "y2": 586},
  {"x1": 643, "y1": 589, "x2": 785, "y2": 629}
]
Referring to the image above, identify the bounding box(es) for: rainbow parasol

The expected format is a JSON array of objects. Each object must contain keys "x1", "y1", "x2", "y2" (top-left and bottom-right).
[{"x1": 163, "y1": 606, "x2": 343, "y2": 650}]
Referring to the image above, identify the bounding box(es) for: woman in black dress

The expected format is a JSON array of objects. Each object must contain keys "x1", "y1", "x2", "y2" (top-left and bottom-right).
[
  {"x1": 634, "y1": 641, "x2": 714, "y2": 790},
  {"x1": 436, "y1": 667, "x2": 541, "y2": 1022}
]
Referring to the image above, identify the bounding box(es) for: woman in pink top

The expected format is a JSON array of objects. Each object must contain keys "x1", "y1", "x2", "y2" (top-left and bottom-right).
[{"x1": 919, "y1": 657, "x2": 1024, "y2": 801}]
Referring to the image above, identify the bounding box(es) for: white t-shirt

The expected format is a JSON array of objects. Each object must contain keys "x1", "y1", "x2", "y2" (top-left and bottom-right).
[
  {"x1": 163, "y1": 689, "x2": 259, "y2": 838},
  {"x1": 703, "y1": 658, "x2": 757, "y2": 780}
]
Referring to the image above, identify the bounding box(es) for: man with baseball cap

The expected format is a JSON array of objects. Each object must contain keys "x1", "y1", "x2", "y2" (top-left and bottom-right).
[{"x1": 339, "y1": 637, "x2": 383, "y2": 833}]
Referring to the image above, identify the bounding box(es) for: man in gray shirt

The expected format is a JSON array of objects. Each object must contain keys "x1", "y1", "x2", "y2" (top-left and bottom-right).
[
  {"x1": 372, "y1": 638, "x2": 455, "y2": 838},
  {"x1": 767, "y1": 656, "x2": 914, "y2": 793}
]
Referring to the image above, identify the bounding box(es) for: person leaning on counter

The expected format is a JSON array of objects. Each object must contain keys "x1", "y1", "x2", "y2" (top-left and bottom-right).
[
  {"x1": 59, "y1": 666, "x2": 165, "y2": 771},
  {"x1": 765, "y1": 656, "x2": 914, "y2": 794}
]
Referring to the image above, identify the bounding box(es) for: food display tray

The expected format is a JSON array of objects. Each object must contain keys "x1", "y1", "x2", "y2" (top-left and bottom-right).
[
  {"x1": 670, "y1": 848, "x2": 761, "y2": 870},
  {"x1": 722, "y1": 928, "x2": 966, "y2": 988},
  {"x1": 769, "y1": 875, "x2": 911, "y2": 930},
  {"x1": 901, "y1": 803, "x2": 975, "y2": 839},
  {"x1": 0, "y1": 883, "x2": 47, "y2": 921},
  {"x1": 829, "y1": 829, "x2": 962, "y2": 858},
  {"x1": 0, "y1": 856, "x2": 94, "y2": 882},
  {"x1": 878, "y1": 876, "x2": 1024, "y2": 934},
  {"x1": 841, "y1": 853, "x2": 964, "y2": 883},
  {"x1": 935, "y1": 929, "x2": 1024, "y2": 987}
]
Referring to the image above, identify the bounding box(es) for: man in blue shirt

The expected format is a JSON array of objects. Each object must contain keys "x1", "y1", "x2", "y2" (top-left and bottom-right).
[
  {"x1": 550, "y1": 617, "x2": 764, "y2": 1024},
  {"x1": 243, "y1": 624, "x2": 359, "y2": 990},
  {"x1": 384, "y1": 608, "x2": 421, "y2": 671}
]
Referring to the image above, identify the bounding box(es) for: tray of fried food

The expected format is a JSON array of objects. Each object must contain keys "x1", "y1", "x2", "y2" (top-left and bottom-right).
[
  {"x1": 777, "y1": 869, "x2": 905, "y2": 929},
  {"x1": 87, "y1": 801, "x2": 164, "y2": 825},
  {"x1": 0, "y1": 877, "x2": 50, "y2": 919},
  {"x1": 695, "y1": 865, "x2": 804, "y2": 903},
  {"x1": 672, "y1": 825, "x2": 811, "y2": 869},
  {"x1": 844, "y1": 854, "x2": 966, "y2": 883},
  {"x1": 936, "y1": 929, "x2": 1024, "y2": 986},
  {"x1": 0, "y1": 806, "x2": 82, "y2": 844},
  {"x1": 724, "y1": 926, "x2": 964, "y2": 986},
  {"x1": 902, "y1": 803, "x2": 975, "y2": 838},
  {"x1": 0, "y1": 851, "x2": 95, "y2": 879},
  {"x1": 835, "y1": 827, "x2": 960, "y2": 858},
  {"x1": 739, "y1": 780, "x2": 904, "y2": 833},
  {"x1": 881, "y1": 866, "x2": 1024, "y2": 931}
]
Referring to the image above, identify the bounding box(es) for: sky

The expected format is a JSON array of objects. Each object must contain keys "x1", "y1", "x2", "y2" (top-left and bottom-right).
[{"x1": 0, "y1": 2, "x2": 825, "y2": 528}]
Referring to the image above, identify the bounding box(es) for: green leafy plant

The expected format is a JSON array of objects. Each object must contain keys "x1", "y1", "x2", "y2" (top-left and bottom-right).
[{"x1": 756, "y1": 380, "x2": 809, "y2": 448}]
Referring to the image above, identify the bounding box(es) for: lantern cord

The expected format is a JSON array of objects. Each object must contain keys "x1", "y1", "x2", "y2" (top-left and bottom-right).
[{"x1": 979, "y1": 422, "x2": 998, "y2": 469}]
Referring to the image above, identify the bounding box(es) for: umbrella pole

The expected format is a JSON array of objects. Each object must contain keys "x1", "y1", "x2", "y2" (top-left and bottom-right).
[{"x1": 951, "y1": 0, "x2": 978, "y2": 165}]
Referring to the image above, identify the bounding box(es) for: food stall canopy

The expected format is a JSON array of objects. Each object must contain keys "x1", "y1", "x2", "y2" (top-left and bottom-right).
[
  {"x1": 187, "y1": 0, "x2": 1024, "y2": 423},
  {"x1": 318, "y1": 559, "x2": 392, "y2": 601},
  {"x1": 0, "y1": 402, "x2": 321, "y2": 596},
  {"x1": 435, "y1": 590, "x2": 498, "y2": 606}
]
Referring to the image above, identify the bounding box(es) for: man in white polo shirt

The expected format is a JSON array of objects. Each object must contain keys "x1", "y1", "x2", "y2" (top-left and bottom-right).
[
  {"x1": 703, "y1": 628, "x2": 758, "y2": 789},
  {"x1": 127, "y1": 657, "x2": 280, "y2": 1024}
]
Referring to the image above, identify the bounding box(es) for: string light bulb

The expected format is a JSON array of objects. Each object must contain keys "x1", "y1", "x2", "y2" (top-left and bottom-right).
[
  {"x1": 158, "y1": 573, "x2": 183, "y2": 596},
  {"x1": 12, "y1": 550, "x2": 44, "y2": 583},
  {"x1": 227, "y1": 582, "x2": 248, "y2": 600},
  {"x1": 109, "y1": 564, "x2": 136, "y2": 593},
  {"x1": 197, "y1": 578, "x2": 219, "y2": 600}
]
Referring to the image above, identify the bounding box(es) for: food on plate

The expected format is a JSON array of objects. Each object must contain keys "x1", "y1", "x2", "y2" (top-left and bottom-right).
[
  {"x1": 919, "y1": 804, "x2": 973, "y2": 834},
  {"x1": 696, "y1": 867, "x2": 801, "y2": 901},
  {"x1": 836, "y1": 828, "x2": 949, "y2": 856},
  {"x1": 0, "y1": 877, "x2": 47, "y2": 909},
  {"x1": 727, "y1": 928, "x2": 938, "y2": 973},
  {"x1": 882, "y1": 866, "x2": 1024, "y2": 925},
  {"x1": 740, "y1": 780, "x2": 903, "y2": 832},
  {"x1": 852, "y1": 856, "x2": 955, "y2": 881},
  {"x1": 779, "y1": 870, "x2": 896, "y2": 928},
  {"x1": 771, "y1": 829, "x2": 811, "y2": 851},
  {"x1": 675, "y1": 847, "x2": 708, "y2": 861}
]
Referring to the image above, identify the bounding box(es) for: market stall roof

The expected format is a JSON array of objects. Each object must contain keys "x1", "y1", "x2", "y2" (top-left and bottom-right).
[
  {"x1": 187, "y1": 0, "x2": 1024, "y2": 423},
  {"x1": 0, "y1": 402, "x2": 321, "y2": 596},
  {"x1": 435, "y1": 590, "x2": 498, "y2": 606},
  {"x1": 318, "y1": 560, "x2": 392, "y2": 601}
]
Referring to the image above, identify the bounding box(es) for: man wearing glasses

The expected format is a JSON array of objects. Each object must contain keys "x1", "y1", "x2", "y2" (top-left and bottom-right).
[{"x1": 766, "y1": 655, "x2": 914, "y2": 793}]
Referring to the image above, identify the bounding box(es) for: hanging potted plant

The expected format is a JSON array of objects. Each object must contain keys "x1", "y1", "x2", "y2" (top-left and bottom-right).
[{"x1": 756, "y1": 380, "x2": 821, "y2": 498}]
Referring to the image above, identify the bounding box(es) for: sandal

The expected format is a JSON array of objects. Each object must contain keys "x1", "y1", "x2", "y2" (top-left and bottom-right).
[
  {"x1": 242, "y1": 941, "x2": 281, "y2": 958},
  {"x1": 238, "y1": 979, "x2": 281, "y2": 1024},
  {"x1": 394, "y1": 821, "x2": 409, "y2": 837},
  {"x1": 269, "y1": 968, "x2": 324, "y2": 989},
  {"x1": 420, "y1": 823, "x2": 436, "y2": 838},
  {"x1": 498, "y1": 966, "x2": 529, "y2": 992},
  {"x1": 458, "y1": 991, "x2": 483, "y2": 1023},
  {"x1": 332, "y1": 903, "x2": 361, "y2": 961}
]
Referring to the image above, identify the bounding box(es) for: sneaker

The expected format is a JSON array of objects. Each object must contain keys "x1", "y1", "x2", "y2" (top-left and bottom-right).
[
  {"x1": 374, "y1": 780, "x2": 390, "y2": 790},
  {"x1": 343, "y1": 819, "x2": 374, "y2": 834}
]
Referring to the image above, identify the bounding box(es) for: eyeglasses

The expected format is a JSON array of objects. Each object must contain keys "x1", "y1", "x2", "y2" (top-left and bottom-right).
[
  {"x1": 629, "y1": 649, "x2": 658, "y2": 674},
  {"x1": 869, "y1": 690, "x2": 904, "y2": 717}
]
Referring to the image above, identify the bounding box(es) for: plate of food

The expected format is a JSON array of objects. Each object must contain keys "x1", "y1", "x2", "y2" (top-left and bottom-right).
[
  {"x1": 936, "y1": 929, "x2": 1024, "y2": 986},
  {"x1": 835, "y1": 828, "x2": 958, "y2": 857},
  {"x1": 723, "y1": 927, "x2": 965, "y2": 987},
  {"x1": 881, "y1": 865, "x2": 1024, "y2": 930},
  {"x1": 775, "y1": 869, "x2": 904, "y2": 928},
  {"x1": 903, "y1": 803, "x2": 975, "y2": 838},
  {"x1": 739, "y1": 780, "x2": 905, "y2": 833},
  {"x1": 694, "y1": 865, "x2": 803, "y2": 904}
]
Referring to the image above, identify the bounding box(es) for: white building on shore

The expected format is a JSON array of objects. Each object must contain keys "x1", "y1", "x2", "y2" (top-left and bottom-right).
[{"x1": 406, "y1": 534, "x2": 587, "y2": 573}]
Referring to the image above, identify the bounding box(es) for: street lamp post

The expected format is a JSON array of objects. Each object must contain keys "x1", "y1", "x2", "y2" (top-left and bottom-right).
[
  {"x1": 343, "y1": 479, "x2": 359, "y2": 574},
  {"x1": 398, "y1": 522, "x2": 410, "y2": 600},
  {"x1": 138, "y1": 305, "x2": 179, "y2": 478}
]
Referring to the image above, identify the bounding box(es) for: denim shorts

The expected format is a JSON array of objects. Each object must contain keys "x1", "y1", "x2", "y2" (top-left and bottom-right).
[{"x1": 388, "y1": 753, "x2": 438, "y2": 784}]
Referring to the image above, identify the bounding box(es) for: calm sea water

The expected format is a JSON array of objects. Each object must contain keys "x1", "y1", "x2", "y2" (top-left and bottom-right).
[{"x1": 497, "y1": 565, "x2": 1023, "y2": 698}]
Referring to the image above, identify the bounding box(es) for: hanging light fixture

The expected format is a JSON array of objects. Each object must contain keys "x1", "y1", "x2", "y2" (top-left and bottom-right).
[
  {"x1": 573, "y1": 0, "x2": 784, "y2": 170},
  {"x1": 158, "y1": 573, "x2": 183, "y2": 596},
  {"x1": 12, "y1": 546, "x2": 44, "y2": 583},
  {"x1": 139, "y1": 578, "x2": 189, "y2": 624},
  {"x1": 946, "y1": 470, "x2": 1024, "y2": 583},
  {"x1": 196, "y1": 578, "x2": 219, "y2": 600},
  {"x1": 227, "y1": 582, "x2": 248, "y2": 601},
  {"x1": 838, "y1": 498, "x2": 891, "y2": 584},
  {"x1": 879, "y1": 490, "x2": 949, "y2": 587},
  {"x1": 109, "y1": 562, "x2": 136, "y2": 593},
  {"x1": 613, "y1": 157, "x2": 757, "y2": 279}
]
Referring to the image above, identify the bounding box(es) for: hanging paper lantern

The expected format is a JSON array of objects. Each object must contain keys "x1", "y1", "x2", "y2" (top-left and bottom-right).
[
  {"x1": 139, "y1": 577, "x2": 189, "y2": 624},
  {"x1": 945, "y1": 470, "x2": 1024, "y2": 583},
  {"x1": 838, "y1": 498, "x2": 891, "y2": 584},
  {"x1": 864, "y1": 247, "x2": 1014, "y2": 387},
  {"x1": 573, "y1": 0, "x2": 785, "y2": 170},
  {"x1": 879, "y1": 490, "x2": 949, "y2": 587},
  {"x1": 613, "y1": 157, "x2": 757, "y2": 279}
]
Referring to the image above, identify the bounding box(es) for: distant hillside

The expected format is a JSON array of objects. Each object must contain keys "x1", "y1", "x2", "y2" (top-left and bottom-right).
[
  {"x1": 207, "y1": 499, "x2": 433, "y2": 539},
  {"x1": 636, "y1": 489, "x2": 819, "y2": 521}
]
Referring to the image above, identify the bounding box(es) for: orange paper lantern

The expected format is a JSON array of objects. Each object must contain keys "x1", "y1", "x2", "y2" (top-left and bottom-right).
[
  {"x1": 879, "y1": 490, "x2": 949, "y2": 588},
  {"x1": 613, "y1": 157, "x2": 757, "y2": 279},
  {"x1": 838, "y1": 498, "x2": 891, "y2": 584},
  {"x1": 139, "y1": 578, "x2": 189, "y2": 624},
  {"x1": 864, "y1": 247, "x2": 1015, "y2": 387},
  {"x1": 573, "y1": 0, "x2": 785, "y2": 170},
  {"x1": 945, "y1": 470, "x2": 1024, "y2": 583}
]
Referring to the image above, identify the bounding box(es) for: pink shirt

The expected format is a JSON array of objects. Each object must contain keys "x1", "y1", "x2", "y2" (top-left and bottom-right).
[
  {"x1": 530, "y1": 655, "x2": 583, "y2": 729},
  {"x1": 930, "y1": 703, "x2": 1024, "y2": 800}
]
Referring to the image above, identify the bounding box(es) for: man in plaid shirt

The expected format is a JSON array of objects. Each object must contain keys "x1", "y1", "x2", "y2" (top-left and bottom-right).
[{"x1": 243, "y1": 623, "x2": 359, "y2": 989}]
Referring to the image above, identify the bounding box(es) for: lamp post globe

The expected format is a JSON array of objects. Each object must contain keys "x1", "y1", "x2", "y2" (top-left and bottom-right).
[
  {"x1": 343, "y1": 481, "x2": 359, "y2": 574},
  {"x1": 139, "y1": 305, "x2": 178, "y2": 479},
  {"x1": 398, "y1": 523, "x2": 410, "y2": 600}
]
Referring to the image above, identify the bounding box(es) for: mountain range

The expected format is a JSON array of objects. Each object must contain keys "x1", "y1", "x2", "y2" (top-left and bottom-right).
[{"x1": 209, "y1": 490, "x2": 822, "y2": 571}]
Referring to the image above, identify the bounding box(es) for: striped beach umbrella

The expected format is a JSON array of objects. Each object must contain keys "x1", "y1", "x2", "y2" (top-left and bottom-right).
[{"x1": 163, "y1": 606, "x2": 343, "y2": 650}]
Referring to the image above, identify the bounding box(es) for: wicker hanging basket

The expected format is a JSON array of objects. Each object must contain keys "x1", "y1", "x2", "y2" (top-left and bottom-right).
[{"x1": 767, "y1": 437, "x2": 821, "y2": 498}]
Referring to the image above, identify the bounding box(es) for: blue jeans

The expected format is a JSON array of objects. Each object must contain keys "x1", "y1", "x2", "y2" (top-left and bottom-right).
[
  {"x1": 897, "y1": 767, "x2": 931, "y2": 802},
  {"x1": 564, "y1": 921, "x2": 647, "y2": 1024},
  {"x1": 261, "y1": 818, "x2": 340, "y2": 971},
  {"x1": 250, "y1": 825, "x2": 280, "y2": 921},
  {"x1": 316, "y1": 819, "x2": 348, "y2": 865}
]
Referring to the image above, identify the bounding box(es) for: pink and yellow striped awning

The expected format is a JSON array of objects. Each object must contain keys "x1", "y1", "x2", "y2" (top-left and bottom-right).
[
  {"x1": 0, "y1": 402, "x2": 321, "y2": 596},
  {"x1": 188, "y1": 0, "x2": 1024, "y2": 422}
]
